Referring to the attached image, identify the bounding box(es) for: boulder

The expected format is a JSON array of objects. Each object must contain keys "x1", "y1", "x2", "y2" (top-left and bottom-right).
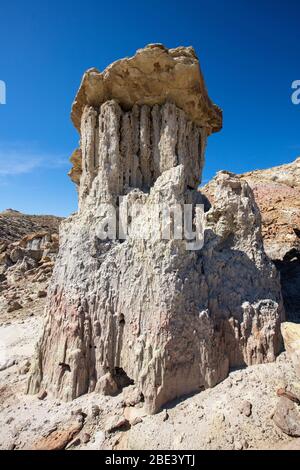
[
  {"x1": 32, "y1": 419, "x2": 83, "y2": 450},
  {"x1": 273, "y1": 396, "x2": 300, "y2": 437},
  {"x1": 281, "y1": 322, "x2": 300, "y2": 378}
]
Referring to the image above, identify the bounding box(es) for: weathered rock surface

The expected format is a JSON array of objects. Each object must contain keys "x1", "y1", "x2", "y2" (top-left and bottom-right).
[
  {"x1": 204, "y1": 158, "x2": 300, "y2": 322},
  {"x1": 0, "y1": 210, "x2": 62, "y2": 323},
  {"x1": 27, "y1": 45, "x2": 283, "y2": 414},
  {"x1": 281, "y1": 323, "x2": 300, "y2": 379},
  {"x1": 241, "y1": 158, "x2": 300, "y2": 260},
  {"x1": 272, "y1": 396, "x2": 300, "y2": 437},
  {"x1": 241, "y1": 159, "x2": 300, "y2": 322},
  {"x1": 32, "y1": 418, "x2": 83, "y2": 450},
  {"x1": 71, "y1": 44, "x2": 222, "y2": 133},
  {"x1": 0, "y1": 209, "x2": 61, "y2": 243}
]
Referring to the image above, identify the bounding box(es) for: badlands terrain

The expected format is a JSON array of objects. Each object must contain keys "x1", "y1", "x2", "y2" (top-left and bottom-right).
[
  {"x1": 0, "y1": 157, "x2": 299, "y2": 450},
  {"x1": 0, "y1": 44, "x2": 299, "y2": 451}
]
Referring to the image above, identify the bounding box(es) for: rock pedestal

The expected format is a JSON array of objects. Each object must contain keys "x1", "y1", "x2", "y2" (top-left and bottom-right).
[{"x1": 27, "y1": 45, "x2": 284, "y2": 414}]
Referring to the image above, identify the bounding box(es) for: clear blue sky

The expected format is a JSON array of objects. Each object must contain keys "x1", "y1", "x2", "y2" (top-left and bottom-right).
[{"x1": 0, "y1": 0, "x2": 299, "y2": 216}]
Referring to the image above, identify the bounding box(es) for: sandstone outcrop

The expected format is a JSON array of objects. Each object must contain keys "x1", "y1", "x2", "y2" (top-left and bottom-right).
[
  {"x1": 241, "y1": 158, "x2": 300, "y2": 260},
  {"x1": 27, "y1": 45, "x2": 284, "y2": 414},
  {"x1": 204, "y1": 158, "x2": 300, "y2": 322},
  {"x1": 241, "y1": 159, "x2": 300, "y2": 322},
  {"x1": 281, "y1": 323, "x2": 300, "y2": 379},
  {"x1": 0, "y1": 210, "x2": 62, "y2": 323}
]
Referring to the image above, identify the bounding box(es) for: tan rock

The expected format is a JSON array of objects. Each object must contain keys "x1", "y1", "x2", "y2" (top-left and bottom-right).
[
  {"x1": 124, "y1": 406, "x2": 147, "y2": 425},
  {"x1": 68, "y1": 148, "x2": 82, "y2": 186},
  {"x1": 281, "y1": 322, "x2": 300, "y2": 378},
  {"x1": 105, "y1": 414, "x2": 129, "y2": 433},
  {"x1": 71, "y1": 44, "x2": 222, "y2": 133},
  {"x1": 32, "y1": 419, "x2": 83, "y2": 450},
  {"x1": 240, "y1": 158, "x2": 300, "y2": 260},
  {"x1": 238, "y1": 400, "x2": 252, "y2": 417},
  {"x1": 18, "y1": 359, "x2": 31, "y2": 375},
  {"x1": 272, "y1": 396, "x2": 300, "y2": 437},
  {"x1": 122, "y1": 385, "x2": 143, "y2": 407},
  {"x1": 204, "y1": 158, "x2": 300, "y2": 322},
  {"x1": 69, "y1": 44, "x2": 222, "y2": 186},
  {"x1": 95, "y1": 372, "x2": 119, "y2": 396}
]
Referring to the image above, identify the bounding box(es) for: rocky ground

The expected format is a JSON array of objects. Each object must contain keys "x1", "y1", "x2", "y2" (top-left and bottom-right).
[
  {"x1": 0, "y1": 158, "x2": 300, "y2": 450},
  {"x1": 0, "y1": 209, "x2": 61, "y2": 243},
  {"x1": 0, "y1": 311, "x2": 299, "y2": 450},
  {"x1": 0, "y1": 209, "x2": 61, "y2": 326}
]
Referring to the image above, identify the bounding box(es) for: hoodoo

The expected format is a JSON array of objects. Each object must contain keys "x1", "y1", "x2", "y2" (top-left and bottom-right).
[{"x1": 28, "y1": 45, "x2": 284, "y2": 413}]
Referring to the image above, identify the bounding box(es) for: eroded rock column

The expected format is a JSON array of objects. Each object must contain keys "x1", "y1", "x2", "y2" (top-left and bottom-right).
[{"x1": 27, "y1": 44, "x2": 284, "y2": 414}]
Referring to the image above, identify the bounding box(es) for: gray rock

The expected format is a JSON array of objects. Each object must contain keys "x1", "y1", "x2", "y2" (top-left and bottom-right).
[
  {"x1": 273, "y1": 396, "x2": 300, "y2": 437},
  {"x1": 27, "y1": 45, "x2": 284, "y2": 415},
  {"x1": 239, "y1": 400, "x2": 252, "y2": 417}
]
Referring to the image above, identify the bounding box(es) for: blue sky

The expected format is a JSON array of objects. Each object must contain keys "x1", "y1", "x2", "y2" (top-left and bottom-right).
[{"x1": 0, "y1": 0, "x2": 299, "y2": 216}]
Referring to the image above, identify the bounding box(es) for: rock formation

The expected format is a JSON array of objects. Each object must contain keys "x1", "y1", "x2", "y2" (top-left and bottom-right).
[
  {"x1": 28, "y1": 44, "x2": 284, "y2": 414},
  {"x1": 241, "y1": 159, "x2": 300, "y2": 322},
  {"x1": 0, "y1": 210, "x2": 61, "y2": 323},
  {"x1": 240, "y1": 158, "x2": 300, "y2": 260},
  {"x1": 281, "y1": 322, "x2": 300, "y2": 379},
  {"x1": 203, "y1": 158, "x2": 300, "y2": 322}
]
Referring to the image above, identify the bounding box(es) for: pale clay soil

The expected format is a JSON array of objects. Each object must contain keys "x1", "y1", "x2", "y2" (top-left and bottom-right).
[{"x1": 0, "y1": 304, "x2": 299, "y2": 451}]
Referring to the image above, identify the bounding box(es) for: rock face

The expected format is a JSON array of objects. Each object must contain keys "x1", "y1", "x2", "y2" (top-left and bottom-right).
[
  {"x1": 71, "y1": 44, "x2": 222, "y2": 133},
  {"x1": 241, "y1": 158, "x2": 300, "y2": 260},
  {"x1": 241, "y1": 159, "x2": 300, "y2": 322},
  {"x1": 281, "y1": 323, "x2": 300, "y2": 379},
  {"x1": 27, "y1": 45, "x2": 284, "y2": 414},
  {"x1": 0, "y1": 210, "x2": 62, "y2": 323},
  {"x1": 204, "y1": 158, "x2": 300, "y2": 322},
  {"x1": 69, "y1": 44, "x2": 222, "y2": 186}
]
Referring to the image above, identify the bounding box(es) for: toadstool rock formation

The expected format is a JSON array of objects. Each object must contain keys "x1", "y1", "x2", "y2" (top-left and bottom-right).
[{"x1": 28, "y1": 44, "x2": 284, "y2": 414}]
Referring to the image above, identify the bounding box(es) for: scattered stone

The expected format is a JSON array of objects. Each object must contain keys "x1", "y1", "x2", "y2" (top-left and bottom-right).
[
  {"x1": 105, "y1": 415, "x2": 129, "y2": 433},
  {"x1": 239, "y1": 400, "x2": 252, "y2": 417},
  {"x1": 272, "y1": 396, "x2": 300, "y2": 437},
  {"x1": 91, "y1": 404, "x2": 100, "y2": 418},
  {"x1": 0, "y1": 358, "x2": 16, "y2": 372},
  {"x1": 7, "y1": 301, "x2": 22, "y2": 313},
  {"x1": 82, "y1": 433, "x2": 91, "y2": 444},
  {"x1": 37, "y1": 390, "x2": 47, "y2": 400},
  {"x1": 65, "y1": 437, "x2": 81, "y2": 449},
  {"x1": 234, "y1": 440, "x2": 243, "y2": 450},
  {"x1": 277, "y1": 387, "x2": 300, "y2": 405},
  {"x1": 37, "y1": 290, "x2": 47, "y2": 298},
  {"x1": 43, "y1": 425, "x2": 58, "y2": 437},
  {"x1": 122, "y1": 385, "x2": 143, "y2": 407},
  {"x1": 33, "y1": 419, "x2": 83, "y2": 450},
  {"x1": 124, "y1": 406, "x2": 147, "y2": 425},
  {"x1": 18, "y1": 360, "x2": 31, "y2": 375},
  {"x1": 131, "y1": 417, "x2": 143, "y2": 426}
]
